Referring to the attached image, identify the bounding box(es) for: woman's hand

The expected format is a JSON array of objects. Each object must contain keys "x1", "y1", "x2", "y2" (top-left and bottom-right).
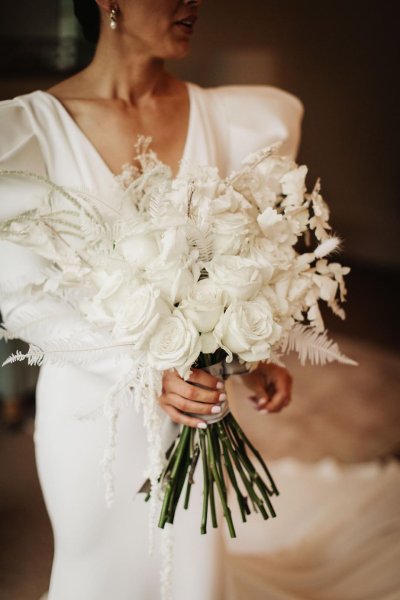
[
  {"x1": 159, "y1": 368, "x2": 227, "y2": 428},
  {"x1": 241, "y1": 362, "x2": 293, "y2": 414}
]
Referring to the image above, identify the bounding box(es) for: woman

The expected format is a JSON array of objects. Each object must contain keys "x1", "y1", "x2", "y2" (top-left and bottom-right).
[{"x1": 0, "y1": 0, "x2": 303, "y2": 598}]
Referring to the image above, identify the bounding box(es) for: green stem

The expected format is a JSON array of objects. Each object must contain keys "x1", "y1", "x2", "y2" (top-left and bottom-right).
[
  {"x1": 227, "y1": 413, "x2": 280, "y2": 496},
  {"x1": 220, "y1": 423, "x2": 250, "y2": 521},
  {"x1": 210, "y1": 425, "x2": 227, "y2": 496},
  {"x1": 209, "y1": 469, "x2": 218, "y2": 528},
  {"x1": 206, "y1": 428, "x2": 236, "y2": 538},
  {"x1": 218, "y1": 422, "x2": 268, "y2": 518},
  {"x1": 227, "y1": 420, "x2": 277, "y2": 518},
  {"x1": 199, "y1": 429, "x2": 209, "y2": 534},
  {"x1": 158, "y1": 426, "x2": 191, "y2": 529},
  {"x1": 184, "y1": 438, "x2": 200, "y2": 510},
  {"x1": 166, "y1": 446, "x2": 191, "y2": 523}
]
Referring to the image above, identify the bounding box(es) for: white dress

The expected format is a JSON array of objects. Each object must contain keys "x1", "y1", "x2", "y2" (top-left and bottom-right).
[{"x1": 0, "y1": 81, "x2": 303, "y2": 600}]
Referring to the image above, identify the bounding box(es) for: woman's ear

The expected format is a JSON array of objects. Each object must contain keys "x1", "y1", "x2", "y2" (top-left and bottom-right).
[{"x1": 94, "y1": 0, "x2": 114, "y2": 13}]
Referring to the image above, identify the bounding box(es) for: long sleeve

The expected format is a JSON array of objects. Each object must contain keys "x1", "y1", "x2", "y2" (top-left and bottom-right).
[{"x1": 0, "y1": 99, "x2": 129, "y2": 383}]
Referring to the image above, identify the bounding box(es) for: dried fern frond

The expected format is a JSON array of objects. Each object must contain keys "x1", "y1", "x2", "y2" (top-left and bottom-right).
[
  {"x1": 0, "y1": 306, "x2": 79, "y2": 341},
  {"x1": 149, "y1": 188, "x2": 169, "y2": 220},
  {"x1": 187, "y1": 228, "x2": 214, "y2": 262},
  {"x1": 2, "y1": 335, "x2": 135, "y2": 369},
  {"x1": 3, "y1": 344, "x2": 44, "y2": 367},
  {"x1": 281, "y1": 323, "x2": 358, "y2": 366}
]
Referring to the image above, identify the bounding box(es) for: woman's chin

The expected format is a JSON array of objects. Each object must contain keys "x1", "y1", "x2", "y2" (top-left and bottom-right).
[{"x1": 162, "y1": 41, "x2": 191, "y2": 61}]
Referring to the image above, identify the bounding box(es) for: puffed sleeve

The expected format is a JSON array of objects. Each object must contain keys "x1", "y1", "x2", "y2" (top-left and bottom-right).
[
  {"x1": 212, "y1": 84, "x2": 304, "y2": 172},
  {"x1": 0, "y1": 99, "x2": 129, "y2": 382}
]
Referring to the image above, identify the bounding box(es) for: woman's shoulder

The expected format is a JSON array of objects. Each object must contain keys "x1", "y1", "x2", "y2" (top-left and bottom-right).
[
  {"x1": 0, "y1": 92, "x2": 40, "y2": 121},
  {"x1": 206, "y1": 83, "x2": 304, "y2": 119},
  {"x1": 0, "y1": 94, "x2": 36, "y2": 152},
  {"x1": 196, "y1": 83, "x2": 304, "y2": 166},
  {"x1": 0, "y1": 93, "x2": 47, "y2": 174}
]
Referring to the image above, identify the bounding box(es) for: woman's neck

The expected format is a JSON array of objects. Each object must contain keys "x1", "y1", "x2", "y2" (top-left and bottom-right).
[{"x1": 77, "y1": 35, "x2": 173, "y2": 104}]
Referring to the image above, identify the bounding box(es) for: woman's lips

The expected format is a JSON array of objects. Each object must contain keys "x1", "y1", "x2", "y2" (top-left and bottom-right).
[{"x1": 173, "y1": 15, "x2": 198, "y2": 34}]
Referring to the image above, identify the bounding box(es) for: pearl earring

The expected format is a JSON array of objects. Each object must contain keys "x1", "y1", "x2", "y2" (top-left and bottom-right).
[{"x1": 109, "y1": 7, "x2": 118, "y2": 30}]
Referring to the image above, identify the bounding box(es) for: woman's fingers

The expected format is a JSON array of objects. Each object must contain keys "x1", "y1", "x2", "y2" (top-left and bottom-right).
[
  {"x1": 246, "y1": 365, "x2": 293, "y2": 413},
  {"x1": 163, "y1": 370, "x2": 225, "y2": 404},
  {"x1": 160, "y1": 369, "x2": 226, "y2": 428},
  {"x1": 264, "y1": 369, "x2": 292, "y2": 412},
  {"x1": 263, "y1": 391, "x2": 290, "y2": 412},
  {"x1": 162, "y1": 403, "x2": 208, "y2": 429},
  {"x1": 187, "y1": 368, "x2": 224, "y2": 390},
  {"x1": 163, "y1": 392, "x2": 222, "y2": 416}
]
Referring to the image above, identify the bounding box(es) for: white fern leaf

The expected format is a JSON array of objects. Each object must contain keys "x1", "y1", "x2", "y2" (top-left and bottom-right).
[
  {"x1": 187, "y1": 227, "x2": 214, "y2": 262},
  {"x1": 3, "y1": 344, "x2": 45, "y2": 367},
  {"x1": 149, "y1": 189, "x2": 167, "y2": 220},
  {"x1": 281, "y1": 323, "x2": 358, "y2": 366},
  {"x1": 2, "y1": 336, "x2": 134, "y2": 369}
]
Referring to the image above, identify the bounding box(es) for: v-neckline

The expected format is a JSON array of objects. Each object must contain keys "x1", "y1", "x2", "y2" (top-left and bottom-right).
[{"x1": 36, "y1": 82, "x2": 195, "y2": 180}]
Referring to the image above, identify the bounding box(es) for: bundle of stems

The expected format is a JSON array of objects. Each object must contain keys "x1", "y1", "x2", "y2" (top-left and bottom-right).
[{"x1": 145, "y1": 410, "x2": 280, "y2": 537}]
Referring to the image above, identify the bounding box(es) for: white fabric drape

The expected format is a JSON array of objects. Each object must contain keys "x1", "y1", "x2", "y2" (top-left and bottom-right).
[{"x1": 222, "y1": 457, "x2": 400, "y2": 600}]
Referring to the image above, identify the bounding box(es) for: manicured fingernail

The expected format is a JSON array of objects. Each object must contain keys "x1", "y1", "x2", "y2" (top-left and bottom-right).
[
  {"x1": 216, "y1": 381, "x2": 225, "y2": 390},
  {"x1": 211, "y1": 405, "x2": 222, "y2": 414},
  {"x1": 259, "y1": 409, "x2": 269, "y2": 414},
  {"x1": 219, "y1": 393, "x2": 227, "y2": 401},
  {"x1": 257, "y1": 397, "x2": 267, "y2": 407},
  {"x1": 197, "y1": 422, "x2": 207, "y2": 429}
]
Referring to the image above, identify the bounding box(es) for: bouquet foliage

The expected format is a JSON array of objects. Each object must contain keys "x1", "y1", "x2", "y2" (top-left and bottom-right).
[{"x1": 0, "y1": 137, "x2": 356, "y2": 598}]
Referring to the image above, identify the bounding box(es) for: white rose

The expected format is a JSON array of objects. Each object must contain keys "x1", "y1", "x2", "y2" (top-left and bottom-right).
[
  {"x1": 144, "y1": 256, "x2": 196, "y2": 304},
  {"x1": 115, "y1": 221, "x2": 159, "y2": 268},
  {"x1": 214, "y1": 295, "x2": 282, "y2": 362},
  {"x1": 113, "y1": 284, "x2": 171, "y2": 347},
  {"x1": 206, "y1": 255, "x2": 262, "y2": 301},
  {"x1": 211, "y1": 211, "x2": 252, "y2": 255},
  {"x1": 80, "y1": 267, "x2": 134, "y2": 326},
  {"x1": 147, "y1": 309, "x2": 201, "y2": 378},
  {"x1": 159, "y1": 227, "x2": 189, "y2": 262},
  {"x1": 143, "y1": 228, "x2": 197, "y2": 303},
  {"x1": 180, "y1": 279, "x2": 225, "y2": 333},
  {"x1": 242, "y1": 237, "x2": 275, "y2": 281}
]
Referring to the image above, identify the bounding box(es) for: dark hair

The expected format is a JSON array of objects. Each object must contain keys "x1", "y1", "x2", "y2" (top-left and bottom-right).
[{"x1": 73, "y1": 0, "x2": 100, "y2": 45}]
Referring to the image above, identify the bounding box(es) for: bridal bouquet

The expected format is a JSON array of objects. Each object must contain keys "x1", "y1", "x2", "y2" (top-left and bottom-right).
[{"x1": 0, "y1": 137, "x2": 356, "y2": 598}]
